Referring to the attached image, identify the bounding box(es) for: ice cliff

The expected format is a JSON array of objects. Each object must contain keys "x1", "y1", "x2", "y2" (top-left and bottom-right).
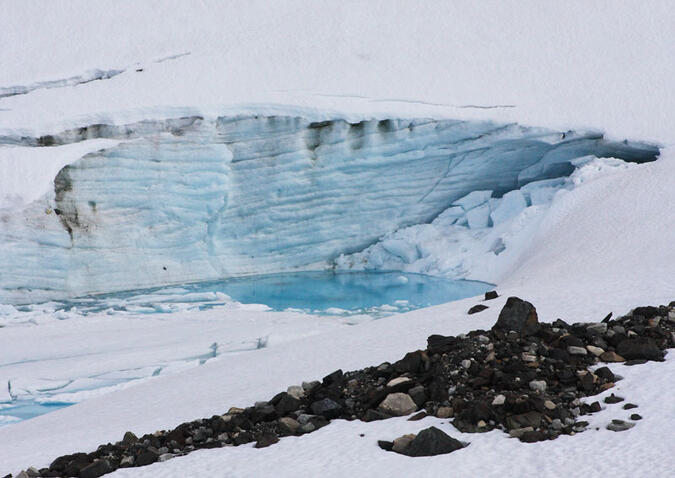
[{"x1": 0, "y1": 115, "x2": 659, "y2": 304}]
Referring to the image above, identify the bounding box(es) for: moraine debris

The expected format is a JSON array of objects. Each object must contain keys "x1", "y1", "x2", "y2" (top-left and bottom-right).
[{"x1": 17, "y1": 298, "x2": 673, "y2": 476}]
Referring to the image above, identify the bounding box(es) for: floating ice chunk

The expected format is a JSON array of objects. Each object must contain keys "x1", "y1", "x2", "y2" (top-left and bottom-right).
[
  {"x1": 432, "y1": 206, "x2": 465, "y2": 226},
  {"x1": 452, "y1": 190, "x2": 493, "y2": 211},
  {"x1": 490, "y1": 190, "x2": 527, "y2": 225},
  {"x1": 466, "y1": 203, "x2": 491, "y2": 229},
  {"x1": 381, "y1": 239, "x2": 419, "y2": 263}
]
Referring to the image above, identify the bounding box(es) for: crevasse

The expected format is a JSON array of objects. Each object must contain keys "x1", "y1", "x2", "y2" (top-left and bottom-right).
[{"x1": 0, "y1": 115, "x2": 659, "y2": 304}]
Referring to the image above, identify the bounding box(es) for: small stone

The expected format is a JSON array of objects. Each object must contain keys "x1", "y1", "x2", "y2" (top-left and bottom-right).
[
  {"x1": 255, "y1": 432, "x2": 280, "y2": 448},
  {"x1": 600, "y1": 351, "x2": 625, "y2": 362},
  {"x1": 461, "y1": 359, "x2": 472, "y2": 369},
  {"x1": 228, "y1": 407, "x2": 245, "y2": 414},
  {"x1": 604, "y1": 394, "x2": 624, "y2": 404},
  {"x1": 287, "y1": 385, "x2": 305, "y2": 399},
  {"x1": 586, "y1": 345, "x2": 605, "y2": 357},
  {"x1": 302, "y1": 380, "x2": 321, "y2": 392},
  {"x1": 589, "y1": 401, "x2": 602, "y2": 412},
  {"x1": 519, "y1": 430, "x2": 548, "y2": 443},
  {"x1": 544, "y1": 400, "x2": 556, "y2": 410},
  {"x1": 492, "y1": 394, "x2": 506, "y2": 406},
  {"x1": 623, "y1": 403, "x2": 638, "y2": 410},
  {"x1": 468, "y1": 304, "x2": 488, "y2": 314},
  {"x1": 278, "y1": 417, "x2": 300, "y2": 434},
  {"x1": 378, "y1": 393, "x2": 417, "y2": 416},
  {"x1": 158, "y1": 453, "x2": 174, "y2": 462},
  {"x1": 436, "y1": 406, "x2": 453, "y2": 418},
  {"x1": 122, "y1": 431, "x2": 138, "y2": 445},
  {"x1": 607, "y1": 419, "x2": 635, "y2": 432},
  {"x1": 25, "y1": 468, "x2": 40, "y2": 478},
  {"x1": 392, "y1": 434, "x2": 416, "y2": 453},
  {"x1": 404, "y1": 426, "x2": 464, "y2": 457},
  {"x1": 529, "y1": 380, "x2": 547, "y2": 393},
  {"x1": 586, "y1": 323, "x2": 608, "y2": 335},
  {"x1": 551, "y1": 419, "x2": 563, "y2": 430},
  {"x1": 485, "y1": 290, "x2": 499, "y2": 300},
  {"x1": 407, "y1": 385, "x2": 427, "y2": 407},
  {"x1": 594, "y1": 366, "x2": 616, "y2": 382},
  {"x1": 630, "y1": 414, "x2": 642, "y2": 420},
  {"x1": 509, "y1": 426, "x2": 534, "y2": 438},
  {"x1": 567, "y1": 346, "x2": 587, "y2": 356},
  {"x1": 408, "y1": 411, "x2": 428, "y2": 421},
  {"x1": 521, "y1": 353, "x2": 537, "y2": 362},
  {"x1": 120, "y1": 455, "x2": 135, "y2": 467},
  {"x1": 387, "y1": 376, "x2": 412, "y2": 388},
  {"x1": 477, "y1": 420, "x2": 487, "y2": 428}
]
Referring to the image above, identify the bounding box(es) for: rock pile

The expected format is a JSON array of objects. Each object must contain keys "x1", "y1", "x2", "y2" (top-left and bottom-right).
[{"x1": 14, "y1": 297, "x2": 674, "y2": 477}]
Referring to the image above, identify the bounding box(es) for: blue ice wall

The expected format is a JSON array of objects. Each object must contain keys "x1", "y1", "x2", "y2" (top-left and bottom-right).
[{"x1": 0, "y1": 115, "x2": 659, "y2": 303}]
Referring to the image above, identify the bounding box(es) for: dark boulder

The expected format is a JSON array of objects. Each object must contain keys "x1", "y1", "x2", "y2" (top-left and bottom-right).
[
  {"x1": 485, "y1": 290, "x2": 499, "y2": 300},
  {"x1": 427, "y1": 335, "x2": 457, "y2": 355},
  {"x1": 616, "y1": 337, "x2": 664, "y2": 361},
  {"x1": 404, "y1": 427, "x2": 465, "y2": 457},
  {"x1": 310, "y1": 398, "x2": 343, "y2": 419},
  {"x1": 492, "y1": 297, "x2": 539, "y2": 335}
]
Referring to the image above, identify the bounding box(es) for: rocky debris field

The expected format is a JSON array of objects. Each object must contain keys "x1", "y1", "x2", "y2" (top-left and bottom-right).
[{"x1": 10, "y1": 296, "x2": 674, "y2": 478}]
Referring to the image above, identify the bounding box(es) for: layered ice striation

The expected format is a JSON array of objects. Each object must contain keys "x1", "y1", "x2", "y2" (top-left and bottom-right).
[{"x1": 0, "y1": 115, "x2": 659, "y2": 303}]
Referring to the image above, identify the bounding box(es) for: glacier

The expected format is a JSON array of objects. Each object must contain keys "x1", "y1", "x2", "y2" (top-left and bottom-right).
[{"x1": 0, "y1": 115, "x2": 659, "y2": 304}]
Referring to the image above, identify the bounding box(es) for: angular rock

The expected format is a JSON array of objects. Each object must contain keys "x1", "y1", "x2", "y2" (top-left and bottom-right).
[
  {"x1": 485, "y1": 290, "x2": 499, "y2": 300},
  {"x1": 427, "y1": 334, "x2": 457, "y2": 355},
  {"x1": 436, "y1": 406, "x2": 453, "y2": 418},
  {"x1": 600, "y1": 351, "x2": 625, "y2": 362},
  {"x1": 136, "y1": 449, "x2": 160, "y2": 466},
  {"x1": 492, "y1": 297, "x2": 539, "y2": 335},
  {"x1": 623, "y1": 403, "x2": 638, "y2": 410},
  {"x1": 122, "y1": 431, "x2": 138, "y2": 445},
  {"x1": 604, "y1": 394, "x2": 624, "y2": 404},
  {"x1": 378, "y1": 393, "x2": 417, "y2": 416},
  {"x1": 404, "y1": 427, "x2": 464, "y2": 457},
  {"x1": 275, "y1": 392, "x2": 302, "y2": 416},
  {"x1": 630, "y1": 414, "x2": 642, "y2": 420},
  {"x1": 407, "y1": 385, "x2": 427, "y2": 407},
  {"x1": 594, "y1": 366, "x2": 616, "y2": 382},
  {"x1": 311, "y1": 398, "x2": 343, "y2": 419},
  {"x1": 567, "y1": 346, "x2": 587, "y2": 356},
  {"x1": 278, "y1": 417, "x2": 300, "y2": 434},
  {"x1": 586, "y1": 345, "x2": 605, "y2": 357}
]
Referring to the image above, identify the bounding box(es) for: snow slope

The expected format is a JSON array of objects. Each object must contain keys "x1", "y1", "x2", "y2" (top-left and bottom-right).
[
  {"x1": 1, "y1": 150, "x2": 674, "y2": 476},
  {"x1": 1, "y1": 0, "x2": 674, "y2": 476}
]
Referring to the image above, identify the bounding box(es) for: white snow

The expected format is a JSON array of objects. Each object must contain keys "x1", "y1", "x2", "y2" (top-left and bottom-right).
[{"x1": 0, "y1": 1, "x2": 674, "y2": 477}]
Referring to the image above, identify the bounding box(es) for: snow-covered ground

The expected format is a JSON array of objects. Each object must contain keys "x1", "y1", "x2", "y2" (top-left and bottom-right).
[{"x1": 1, "y1": 0, "x2": 674, "y2": 477}]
